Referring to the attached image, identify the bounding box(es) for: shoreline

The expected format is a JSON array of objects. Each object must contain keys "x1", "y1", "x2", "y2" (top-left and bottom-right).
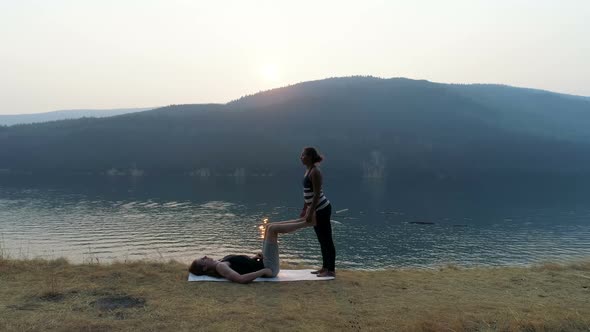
[
  {"x1": 3, "y1": 252, "x2": 589, "y2": 270},
  {"x1": 1, "y1": 258, "x2": 590, "y2": 331}
]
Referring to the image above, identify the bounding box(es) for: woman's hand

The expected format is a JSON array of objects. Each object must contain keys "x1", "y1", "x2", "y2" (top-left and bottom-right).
[
  {"x1": 305, "y1": 212, "x2": 317, "y2": 226},
  {"x1": 299, "y1": 205, "x2": 308, "y2": 218}
]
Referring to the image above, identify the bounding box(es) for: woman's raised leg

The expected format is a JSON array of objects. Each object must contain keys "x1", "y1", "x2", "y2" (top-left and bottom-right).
[
  {"x1": 264, "y1": 219, "x2": 313, "y2": 243},
  {"x1": 264, "y1": 218, "x2": 305, "y2": 226}
]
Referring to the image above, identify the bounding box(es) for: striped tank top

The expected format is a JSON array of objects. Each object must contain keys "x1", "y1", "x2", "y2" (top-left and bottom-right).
[{"x1": 303, "y1": 167, "x2": 330, "y2": 211}]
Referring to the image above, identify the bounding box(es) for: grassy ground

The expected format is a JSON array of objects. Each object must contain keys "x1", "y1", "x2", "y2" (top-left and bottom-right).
[{"x1": 1, "y1": 258, "x2": 590, "y2": 331}]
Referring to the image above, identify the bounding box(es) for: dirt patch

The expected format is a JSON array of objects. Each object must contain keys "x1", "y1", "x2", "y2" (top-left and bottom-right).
[
  {"x1": 7, "y1": 302, "x2": 42, "y2": 311},
  {"x1": 38, "y1": 292, "x2": 66, "y2": 302},
  {"x1": 92, "y1": 295, "x2": 146, "y2": 311},
  {"x1": 6, "y1": 291, "x2": 71, "y2": 311}
]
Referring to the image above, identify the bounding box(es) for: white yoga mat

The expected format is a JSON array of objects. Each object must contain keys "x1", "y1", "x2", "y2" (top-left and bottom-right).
[{"x1": 188, "y1": 269, "x2": 334, "y2": 282}]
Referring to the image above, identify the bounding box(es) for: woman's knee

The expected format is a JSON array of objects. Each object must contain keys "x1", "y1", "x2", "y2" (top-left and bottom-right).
[
  {"x1": 266, "y1": 224, "x2": 275, "y2": 233},
  {"x1": 265, "y1": 225, "x2": 278, "y2": 241}
]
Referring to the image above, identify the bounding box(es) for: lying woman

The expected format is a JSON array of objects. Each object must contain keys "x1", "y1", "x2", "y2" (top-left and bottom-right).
[{"x1": 189, "y1": 217, "x2": 313, "y2": 284}]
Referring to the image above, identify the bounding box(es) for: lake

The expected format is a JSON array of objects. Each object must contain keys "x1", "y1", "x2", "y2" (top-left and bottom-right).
[{"x1": 1, "y1": 174, "x2": 589, "y2": 269}]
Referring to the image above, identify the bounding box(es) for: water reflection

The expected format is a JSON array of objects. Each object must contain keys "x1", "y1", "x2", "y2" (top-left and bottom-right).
[
  {"x1": 258, "y1": 218, "x2": 269, "y2": 239},
  {"x1": 0, "y1": 175, "x2": 590, "y2": 268}
]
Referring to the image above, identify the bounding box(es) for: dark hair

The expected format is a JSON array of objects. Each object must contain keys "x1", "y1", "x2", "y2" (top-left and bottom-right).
[
  {"x1": 189, "y1": 260, "x2": 205, "y2": 276},
  {"x1": 304, "y1": 147, "x2": 323, "y2": 163},
  {"x1": 189, "y1": 259, "x2": 221, "y2": 278}
]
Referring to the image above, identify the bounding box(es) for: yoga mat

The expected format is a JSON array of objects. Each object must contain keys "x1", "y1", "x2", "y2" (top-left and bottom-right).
[{"x1": 188, "y1": 269, "x2": 334, "y2": 282}]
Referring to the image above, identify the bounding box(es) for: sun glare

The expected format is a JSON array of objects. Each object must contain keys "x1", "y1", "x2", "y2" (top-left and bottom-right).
[{"x1": 261, "y1": 64, "x2": 280, "y2": 83}]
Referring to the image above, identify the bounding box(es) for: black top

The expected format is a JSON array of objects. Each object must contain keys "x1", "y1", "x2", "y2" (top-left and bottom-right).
[
  {"x1": 303, "y1": 166, "x2": 330, "y2": 211},
  {"x1": 220, "y1": 255, "x2": 265, "y2": 275}
]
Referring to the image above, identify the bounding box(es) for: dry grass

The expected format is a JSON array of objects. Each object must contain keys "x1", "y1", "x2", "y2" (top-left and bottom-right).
[{"x1": 1, "y1": 258, "x2": 589, "y2": 331}]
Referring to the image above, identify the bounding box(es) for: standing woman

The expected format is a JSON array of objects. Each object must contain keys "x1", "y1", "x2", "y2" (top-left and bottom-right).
[{"x1": 300, "y1": 147, "x2": 335, "y2": 277}]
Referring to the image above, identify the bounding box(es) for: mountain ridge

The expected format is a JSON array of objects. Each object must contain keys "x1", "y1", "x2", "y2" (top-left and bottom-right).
[
  {"x1": 1, "y1": 77, "x2": 589, "y2": 178},
  {"x1": 0, "y1": 107, "x2": 157, "y2": 126}
]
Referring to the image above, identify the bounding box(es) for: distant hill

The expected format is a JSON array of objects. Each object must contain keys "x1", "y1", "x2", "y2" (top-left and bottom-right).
[
  {"x1": 0, "y1": 107, "x2": 157, "y2": 126},
  {"x1": 0, "y1": 77, "x2": 589, "y2": 178},
  {"x1": 447, "y1": 84, "x2": 590, "y2": 142}
]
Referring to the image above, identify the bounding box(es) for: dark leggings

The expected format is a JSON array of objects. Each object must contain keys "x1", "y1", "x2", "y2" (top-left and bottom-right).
[{"x1": 314, "y1": 204, "x2": 335, "y2": 271}]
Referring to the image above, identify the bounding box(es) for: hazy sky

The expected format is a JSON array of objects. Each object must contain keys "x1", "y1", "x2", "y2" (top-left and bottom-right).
[{"x1": 1, "y1": 0, "x2": 588, "y2": 114}]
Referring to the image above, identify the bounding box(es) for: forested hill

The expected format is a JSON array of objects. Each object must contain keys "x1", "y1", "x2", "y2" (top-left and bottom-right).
[
  {"x1": 0, "y1": 107, "x2": 156, "y2": 126},
  {"x1": 1, "y1": 77, "x2": 589, "y2": 178}
]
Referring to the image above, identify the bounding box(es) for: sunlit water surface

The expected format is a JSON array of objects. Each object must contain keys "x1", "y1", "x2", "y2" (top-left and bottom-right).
[{"x1": 1, "y1": 175, "x2": 589, "y2": 269}]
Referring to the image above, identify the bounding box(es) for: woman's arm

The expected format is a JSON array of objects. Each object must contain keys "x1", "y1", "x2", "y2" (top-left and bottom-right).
[
  {"x1": 216, "y1": 263, "x2": 272, "y2": 284},
  {"x1": 299, "y1": 204, "x2": 308, "y2": 218},
  {"x1": 305, "y1": 168, "x2": 323, "y2": 222}
]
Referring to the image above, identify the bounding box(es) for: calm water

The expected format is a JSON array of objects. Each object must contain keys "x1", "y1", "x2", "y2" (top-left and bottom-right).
[{"x1": 1, "y1": 175, "x2": 589, "y2": 269}]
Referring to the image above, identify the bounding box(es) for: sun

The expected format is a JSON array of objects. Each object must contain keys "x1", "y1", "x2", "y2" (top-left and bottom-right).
[{"x1": 260, "y1": 64, "x2": 280, "y2": 83}]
